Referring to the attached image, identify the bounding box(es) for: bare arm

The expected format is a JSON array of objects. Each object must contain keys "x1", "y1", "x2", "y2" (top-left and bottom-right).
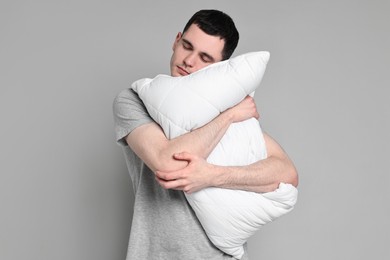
[
  {"x1": 126, "y1": 96, "x2": 258, "y2": 173},
  {"x1": 212, "y1": 132, "x2": 298, "y2": 192},
  {"x1": 155, "y1": 132, "x2": 298, "y2": 193}
]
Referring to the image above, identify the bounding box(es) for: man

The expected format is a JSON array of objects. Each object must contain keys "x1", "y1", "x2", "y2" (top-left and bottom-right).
[{"x1": 113, "y1": 9, "x2": 298, "y2": 260}]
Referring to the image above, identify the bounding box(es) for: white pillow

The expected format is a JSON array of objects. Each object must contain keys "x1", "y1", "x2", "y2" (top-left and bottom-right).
[
  {"x1": 132, "y1": 52, "x2": 270, "y2": 137},
  {"x1": 131, "y1": 52, "x2": 298, "y2": 259}
]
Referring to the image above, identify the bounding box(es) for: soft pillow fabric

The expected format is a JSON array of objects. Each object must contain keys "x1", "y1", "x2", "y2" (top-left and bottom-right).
[{"x1": 131, "y1": 52, "x2": 298, "y2": 259}]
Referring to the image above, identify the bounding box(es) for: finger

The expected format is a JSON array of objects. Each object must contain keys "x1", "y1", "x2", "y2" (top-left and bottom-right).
[
  {"x1": 173, "y1": 151, "x2": 194, "y2": 161},
  {"x1": 155, "y1": 170, "x2": 184, "y2": 181},
  {"x1": 246, "y1": 95, "x2": 254, "y2": 102},
  {"x1": 156, "y1": 177, "x2": 186, "y2": 190}
]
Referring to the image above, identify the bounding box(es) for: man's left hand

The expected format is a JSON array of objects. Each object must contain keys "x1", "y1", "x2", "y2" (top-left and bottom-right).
[{"x1": 155, "y1": 152, "x2": 215, "y2": 194}]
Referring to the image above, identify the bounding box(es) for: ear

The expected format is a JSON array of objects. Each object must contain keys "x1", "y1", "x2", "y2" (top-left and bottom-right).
[{"x1": 172, "y1": 32, "x2": 182, "y2": 51}]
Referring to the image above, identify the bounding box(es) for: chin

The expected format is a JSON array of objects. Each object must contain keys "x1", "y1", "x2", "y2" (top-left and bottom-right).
[{"x1": 171, "y1": 70, "x2": 180, "y2": 77}]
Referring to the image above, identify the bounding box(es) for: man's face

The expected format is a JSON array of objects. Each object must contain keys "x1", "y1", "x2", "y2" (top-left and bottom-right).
[{"x1": 170, "y1": 24, "x2": 225, "y2": 77}]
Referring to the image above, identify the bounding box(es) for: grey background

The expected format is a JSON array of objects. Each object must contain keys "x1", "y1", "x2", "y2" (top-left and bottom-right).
[{"x1": 1, "y1": 0, "x2": 389, "y2": 259}]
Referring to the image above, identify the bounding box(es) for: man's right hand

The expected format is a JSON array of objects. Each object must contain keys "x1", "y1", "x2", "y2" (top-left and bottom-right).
[{"x1": 224, "y1": 95, "x2": 259, "y2": 123}]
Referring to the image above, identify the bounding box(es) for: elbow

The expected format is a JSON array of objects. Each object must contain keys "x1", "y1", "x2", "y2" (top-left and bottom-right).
[
  {"x1": 291, "y1": 169, "x2": 299, "y2": 188},
  {"x1": 152, "y1": 150, "x2": 187, "y2": 173},
  {"x1": 272, "y1": 154, "x2": 299, "y2": 188},
  {"x1": 271, "y1": 169, "x2": 298, "y2": 192},
  {"x1": 277, "y1": 155, "x2": 298, "y2": 188},
  {"x1": 288, "y1": 163, "x2": 299, "y2": 188},
  {"x1": 149, "y1": 153, "x2": 173, "y2": 173},
  {"x1": 140, "y1": 149, "x2": 177, "y2": 174},
  {"x1": 282, "y1": 153, "x2": 298, "y2": 188},
  {"x1": 154, "y1": 159, "x2": 175, "y2": 173}
]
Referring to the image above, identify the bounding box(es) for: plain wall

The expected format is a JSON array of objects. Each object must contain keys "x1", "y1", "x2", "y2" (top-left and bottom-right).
[{"x1": 1, "y1": 0, "x2": 389, "y2": 259}]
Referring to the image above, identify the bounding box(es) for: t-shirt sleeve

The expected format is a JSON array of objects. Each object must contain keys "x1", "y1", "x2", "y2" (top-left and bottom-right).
[{"x1": 113, "y1": 88, "x2": 154, "y2": 146}]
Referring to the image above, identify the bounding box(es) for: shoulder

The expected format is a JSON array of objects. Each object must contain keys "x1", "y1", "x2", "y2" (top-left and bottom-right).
[
  {"x1": 113, "y1": 88, "x2": 153, "y2": 145},
  {"x1": 113, "y1": 88, "x2": 149, "y2": 116},
  {"x1": 113, "y1": 88, "x2": 142, "y2": 107}
]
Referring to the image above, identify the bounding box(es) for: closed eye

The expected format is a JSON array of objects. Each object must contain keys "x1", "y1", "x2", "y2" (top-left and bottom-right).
[
  {"x1": 200, "y1": 54, "x2": 213, "y2": 63},
  {"x1": 182, "y1": 39, "x2": 193, "y2": 50},
  {"x1": 182, "y1": 38, "x2": 216, "y2": 63}
]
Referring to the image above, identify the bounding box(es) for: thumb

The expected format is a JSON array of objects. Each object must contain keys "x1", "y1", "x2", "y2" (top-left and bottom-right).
[{"x1": 173, "y1": 151, "x2": 193, "y2": 161}]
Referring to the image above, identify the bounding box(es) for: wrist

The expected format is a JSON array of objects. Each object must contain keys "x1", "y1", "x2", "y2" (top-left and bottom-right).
[
  {"x1": 220, "y1": 108, "x2": 235, "y2": 124},
  {"x1": 210, "y1": 164, "x2": 228, "y2": 188}
]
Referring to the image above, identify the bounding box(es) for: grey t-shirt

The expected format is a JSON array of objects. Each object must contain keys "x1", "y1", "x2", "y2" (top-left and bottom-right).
[{"x1": 113, "y1": 88, "x2": 249, "y2": 260}]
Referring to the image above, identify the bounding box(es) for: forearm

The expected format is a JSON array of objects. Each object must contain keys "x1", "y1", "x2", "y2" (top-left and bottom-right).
[
  {"x1": 211, "y1": 154, "x2": 298, "y2": 193},
  {"x1": 157, "y1": 98, "x2": 259, "y2": 172},
  {"x1": 211, "y1": 132, "x2": 298, "y2": 193},
  {"x1": 166, "y1": 111, "x2": 234, "y2": 161},
  {"x1": 127, "y1": 110, "x2": 234, "y2": 173},
  {"x1": 127, "y1": 95, "x2": 258, "y2": 175}
]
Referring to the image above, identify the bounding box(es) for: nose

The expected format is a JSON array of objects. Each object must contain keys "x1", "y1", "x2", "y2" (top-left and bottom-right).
[{"x1": 183, "y1": 52, "x2": 196, "y2": 68}]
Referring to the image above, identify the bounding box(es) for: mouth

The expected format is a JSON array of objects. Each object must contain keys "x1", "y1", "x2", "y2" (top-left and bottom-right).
[{"x1": 177, "y1": 66, "x2": 189, "y2": 76}]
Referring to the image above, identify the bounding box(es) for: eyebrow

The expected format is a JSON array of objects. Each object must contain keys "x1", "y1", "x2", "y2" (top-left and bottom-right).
[{"x1": 182, "y1": 38, "x2": 216, "y2": 63}]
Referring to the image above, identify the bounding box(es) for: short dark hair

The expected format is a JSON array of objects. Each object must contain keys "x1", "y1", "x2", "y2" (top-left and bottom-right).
[{"x1": 182, "y1": 9, "x2": 239, "y2": 60}]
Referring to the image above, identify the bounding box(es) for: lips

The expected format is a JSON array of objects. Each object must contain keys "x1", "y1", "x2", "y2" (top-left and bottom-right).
[{"x1": 177, "y1": 66, "x2": 189, "y2": 76}]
